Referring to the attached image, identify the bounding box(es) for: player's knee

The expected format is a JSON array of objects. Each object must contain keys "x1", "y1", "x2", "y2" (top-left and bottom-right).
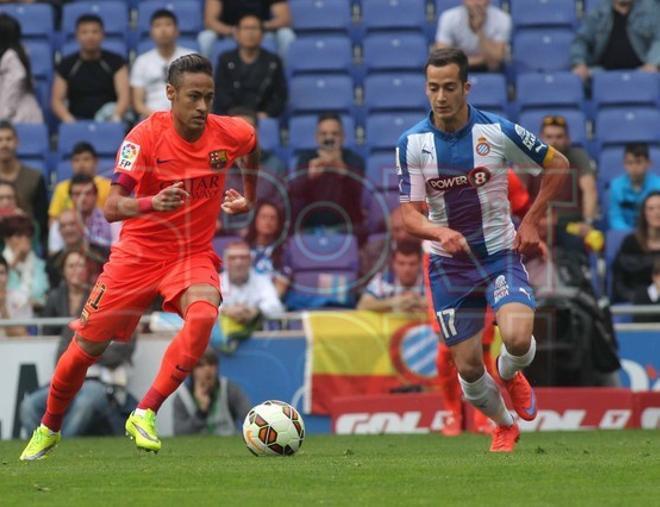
[
  {"x1": 455, "y1": 362, "x2": 485, "y2": 383},
  {"x1": 74, "y1": 334, "x2": 110, "y2": 357},
  {"x1": 183, "y1": 300, "x2": 219, "y2": 356},
  {"x1": 501, "y1": 329, "x2": 532, "y2": 356}
]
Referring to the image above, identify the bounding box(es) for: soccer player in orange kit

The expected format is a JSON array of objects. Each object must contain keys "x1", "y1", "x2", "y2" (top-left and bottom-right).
[{"x1": 20, "y1": 54, "x2": 259, "y2": 460}]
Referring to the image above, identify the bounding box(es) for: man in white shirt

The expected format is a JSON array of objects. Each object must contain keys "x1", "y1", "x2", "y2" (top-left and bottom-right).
[
  {"x1": 130, "y1": 9, "x2": 195, "y2": 118},
  {"x1": 435, "y1": 0, "x2": 511, "y2": 72},
  {"x1": 221, "y1": 240, "x2": 284, "y2": 322}
]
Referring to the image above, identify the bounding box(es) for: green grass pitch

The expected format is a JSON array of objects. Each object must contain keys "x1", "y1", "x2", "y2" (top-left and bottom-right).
[{"x1": 0, "y1": 431, "x2": 657, "y2": 506}]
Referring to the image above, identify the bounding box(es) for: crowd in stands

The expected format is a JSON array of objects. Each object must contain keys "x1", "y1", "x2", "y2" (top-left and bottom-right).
[{"x1": 0, "y1": 0, "x2": 658, "y2": 346}]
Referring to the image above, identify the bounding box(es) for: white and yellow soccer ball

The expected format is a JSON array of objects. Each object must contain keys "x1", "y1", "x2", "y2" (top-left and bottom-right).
[{"x1": 242, "y1": 400, "x2": 305, "y2": 457}]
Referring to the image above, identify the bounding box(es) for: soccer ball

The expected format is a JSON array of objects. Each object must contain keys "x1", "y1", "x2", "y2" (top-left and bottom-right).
[{"x1": 242, "y1": 400, "x2": 305, "y2": 457}]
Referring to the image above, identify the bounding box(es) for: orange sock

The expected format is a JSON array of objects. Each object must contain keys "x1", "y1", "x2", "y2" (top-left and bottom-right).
[
  {"x1": 138, "y1": 300, "x2": 218, "y2": 412},
  {"x1": 42, "y1": 338, "x2": 98, "y2": 432},
  {"x1": 437, "y1": 344, "x2": 462, "y2": 419}
]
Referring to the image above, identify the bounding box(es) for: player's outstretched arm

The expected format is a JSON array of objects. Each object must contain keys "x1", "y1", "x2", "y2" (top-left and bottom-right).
[
  {"x1": 239, "y1": 142, "x2": 261, "y2": 205},
  {"x1": 104, "y1": 181, "x2": 190, "y2": 222},
  {"x1": 400, "y1": 202, "x2": 471, "y2": 256}
]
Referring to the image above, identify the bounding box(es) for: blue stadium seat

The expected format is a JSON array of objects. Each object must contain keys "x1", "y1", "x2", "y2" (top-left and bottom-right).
[
  {"x1": 23, "y1": 41, "x2": 53, "y2": 84},
  {"x1": 605, "y1": 229, "x2": 631, "y2": 273},
  {"x1": 512, "y1": 29, "x2": 573, "y2": 73},
  {"x1": 14, "y1": 124, "x2": 49, "y2": 160},
  {"x1": 584, "y1": 0, "x2": 607, "y2": 14},
  {"x1": 258, "y1": 117, "x2": 280, "y2": 152},
  {"x1": 289, "y1": 75, "x2": 354, "y2": 115},
  {"x1": 364, "y1": 74, "x2": 426, "y2": 113},
  {"x1": 286, "y1": 36, "x2": 353, "y2": 76},
  {"x1": 290, "y1": 0, "x2": 352, "y2": 35},
  {"x1": 468, "y1": 73, "x2": 508, "y2": 116},
  {"x1": 288, "y1": 115, "x2": 356, "y2": 152},
  {"x1": 0, "y1": 4, "x2": 54, "y2": 41},
  {"x1": 598, "y1": 146, "x2": 660, "y2": 186},
  {"x1": 212, "y1": 235, "x2": 242, "y2": 258},
  {"x1": 287, "y1": 233, "x2": 358, "y2": 271},
  {"x1": 517, "y1": 109, "x2": 588, "y2": 147},
  {"x1": 62, "y1": 2, "x2": 129, "y2": 42},
  {"x1": 60, "y1": 40, "x2": 128, "y2": 58},
  {"x1": 435, "y1": 0, "x2": 502, "y2": 15},
  {"x1": 515, "y1": 72, "x2": 584, "y2": 112},
  {"x1": 366, "y1": 112, "x2": 425, "y2": 153},
  {"x1": 510, "y1": 0, "x2": 576, "y2": 29},
  {"x1": 363, "y1": 33, "x2": 428, "y2": 73},
  {"x1": 592, "y1": 71, "x2": 660, "y2": 109},
  {"x1": 366, "y1": 153, "x2": 398, "y2": 191},
  {"x1": 596, "y1": 108, "x2": 660, "y2": 148},
  {"x1": 362, "y1": 0, "x2": 427, "y2": 33},
  {"x1": 137, "y1": 1, "x2": 202, "y2": 36},
  {"x1": 56, "y1": 156, "x2": 114, "y2": 182},
  {"x1": 136, "y1": 37, "x2": 200, "y2": 55},
  {"x1": 58, "y1": 122, "x2": 125, "y2": 158}
]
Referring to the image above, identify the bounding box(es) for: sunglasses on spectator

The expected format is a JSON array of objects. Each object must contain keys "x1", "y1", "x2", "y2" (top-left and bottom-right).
[{"x1": 541, "y1": 115, "x2": 567, "y2": 128}]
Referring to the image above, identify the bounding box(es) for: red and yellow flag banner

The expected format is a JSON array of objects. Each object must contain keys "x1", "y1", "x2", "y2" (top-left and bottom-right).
[{"x1": 303, "y1": 311, "x2": 437, "y2": 414}]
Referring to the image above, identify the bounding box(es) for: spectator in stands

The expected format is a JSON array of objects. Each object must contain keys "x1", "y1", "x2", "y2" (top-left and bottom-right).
[
  {"x1": 435, "y1": 0, "x2": 511, "y2": 72},
  {"x1": 48, "y1": 142, "x2": 112, "y2": 224},
  {"x1": 0, "y1": 213, "x2": 48, "y2": 312},
  {"x1": 609, "y1": 143, "x2": 660, "y2": 230},
  {"x1": 46, "y1": 209, "x2": 108, "y2": 289},
  {"x1": 613, "y1": 191, "x2": 660, "y2": 302},
  {"x1": 0, "y1": 14, "x2": 43, "y2": 123},
  {"x1": 570, "y1": 0, "x2": 660, "y2": 81},
  {"x1": 357, "y1": 240, "x2": 426, "y2": 313},
  {"x1": 0, "y1": 121, "x2": 48, "y2": 252},
  {"x1": 0, "y1": 180, "x2": 43, "y2": 255},
  {"x1": 632, "y1": 258, "x2": 660, "y2": 323},
  {"x1": 213, "y1": 14, "x2": 287, "y2": 118},
  {"x1": 52, "y1": 14, "x2": 129, "y2": 122},
  {"x1": 0, "y1": 255, "x2": 28, "y2": 336},
  {"x1": 289, "y1": 113, "x2": 366, "y2": 239},
  {"x1": 244, "y1": 200, "x2": 290, "y2": 298},
  {"x1": 173, "y1": 349, "x2": 251, "y2": 436},
  {"x1": 199, "y1": 0, "x2": 295, "y2": 59},
  {"x1": 538, "y1": 115, "x2": 599, "y2": 248},
  {"x1": 131, "y1": 9, "x2": 195, "y2": 119},
  {"x1": 221, "y1": 240, "x2": 285, "y2": 324},
  {"x1": 48, "y1": 174, "x2": 114, "y2": 254}
]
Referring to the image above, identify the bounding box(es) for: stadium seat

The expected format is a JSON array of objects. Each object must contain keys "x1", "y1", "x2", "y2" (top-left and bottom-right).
[
  {"x1": 605, "y1": 229, "x2": 631, "y2": 273},
  {"x1": 288, "y1": 115, "x2": 356, "y2": 152},
  {"x1": 512, "y1": 29, "x2": 573, "y2": 73},
  {"x1": 598, "y1": 146, "x2": 660, "y2": 186},
  {"x1": 584, "y1": 0, "x2": 607, "y2": 14},
  {"x1": 258, "y1": 117, "x2": 280, "y2": 152},
  {"x1": 366, "y1": 112, "x2": 425, "y2": 153},
  {"x1": 286, "y1": 36, "x2": 353, "y2": 76},
  {"x1": 287, "y1": 233, "x2": 358, "y2": 271},
  {"x1": 435, "y1": 0, "x2": 502, "y2": 15},
  {"x1": 290, "y1": 0, "x2": 352, "y2": 35},
  {"x1": 60, "y1": 40, "x2": 128, "y2": 58},
  {"x1": 363, "y1": 33, "x2": 428, "y2": 73},
  {"x1": 595, "y1": 108, "x2": 660, "y2": 148},
  {"x1": 57, "y1": 122, "x2": 125, "y2": 158},
  {"x1": 289, "y1": 75, "x2": 354, "y2": 115},
  {"x1": 510, "y1": 0, "x2": 576, "y2": 29},
  {"x1": 362, "y1": 0, "x2": 427, "y2": 33},
  {"x1": 0, "y1": 4, "x2": 54, "y2": 42},
  {"x1": 212, "y1": 235, "x2": 242, "y2": 258},
  {"x1": 518, "y1": 109, "x2": 588, "y2": 147},
  {"x1": 137, "y1": 37, "x2": 200, "y2": 55},
  {"x1": 515, "y1": 72, "x2": 584, "y2": 112},
  {"x1": 14, "y1": 124, "x2": 49, "y2": 161},
  {"x1": 365, "y1": 190, "x2": 400, "y2": 233},
  {"x1": 365, "y1": 153, "x2": 398, "y2": 191},
  {"x1": 592, "y1": 71, "x2": 660, "y2": 109},
  {"x1": 23, "y1": 41, "x2": 53, "y2": 84},
  {"x1": 364, "y1": 74, "x2": 426, "y2": 113},
  {"x1": 62, "y1": 2, "x2": 129, "y2": 42},
  {"x1": 468, "y1": 73, "x2": 508, "y2": 116},
  {"x1": 137, "y1": 1, "x2": 202, "y2": 36}
]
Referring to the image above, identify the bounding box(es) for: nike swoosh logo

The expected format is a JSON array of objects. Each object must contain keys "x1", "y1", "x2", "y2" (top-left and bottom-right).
[
  {"x1": 132, "y1": 422, "x2": 159, "y2": 442},
  {"x1": 156, "y1": 158, "x2": 174, "y2": 164},
  {"x1": 525, "y1": 390, "x2": 537, "y2": 418}
]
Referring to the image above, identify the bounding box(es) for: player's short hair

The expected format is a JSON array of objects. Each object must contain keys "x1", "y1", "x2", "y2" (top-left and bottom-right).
[
  {"x1": 167, "y1": 53, "x2": 213, "y2": 88},
  {"x1": 151, "y1": 8, "x2": 178, "y2": 26},
  {"x1": 317, "y1": 112, "x2": 342, "y2": 127},
  {"x1": 0, "y1": 120, "x2": 16, "y2": 136},
  {"x1": 76, "y1": 13, "x2": 104, "y2": 30},
  {"x1": 425, "y1": 47, "x2": 469, "y2": 83},
  {"x1": 196, "y1": 349, "x2": 219, "y2": 368},
  {"x1": 625, "y1": 143, "x2": 649, "y2": 160},
  {"x1": 394, "y1": 240, "x2": 422, "y2": 258},
  {"x1": 0, "y1": 213, "x2": 34, "y2": 239},
  {"x1": 69, "y1": 173, "x2": 98, "y2": 195},
  {"x1": 72, "y1": 141, "x2": 97, "y2": 159}
]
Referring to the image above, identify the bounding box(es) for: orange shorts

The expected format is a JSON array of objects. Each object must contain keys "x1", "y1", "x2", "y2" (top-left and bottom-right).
[{"x1": 72, "y1": 250, "x2": 221, "y2": 342}]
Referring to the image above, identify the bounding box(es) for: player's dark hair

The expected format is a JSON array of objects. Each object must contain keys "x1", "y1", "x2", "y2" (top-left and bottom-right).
[
  {"x1": 0, "y1": 120, "x2": 16, "y2": 136},
  {"x1": 69, "y1": 173, "x2": 98, "y2": 196},
  {"x1": 72, "y1": 141, "x2": 98, "y2": 159},
  {"x1": 317, "y1": 112, "x2": 342, "y2": 127},
  {"x1": 425, "y1": 47, "x2": 469, "y2": 83},
  {"x1": 76, "y1": 14, "x2": 104, "y2": 30},
  {"x1": 151, "y1": 8, "x2": 178, "y2": 26},
  {"x1": 0, "y1": 213, "x2": 34, "y2": 239},
  {"x1": 625, "y1": 143, "x2": 649, "y2": 160},
  {"x1": 228, "y1": 106, "x2": 258, "y2": 126},
  {"x1": 635, "y1": 190, "x2": 660, "y2": 252},
  {"x1": 167, "y1": 53, "x2": 213, "y2": 88},
  {"x1": 0, "y1": 14, "x2": 34, "y2": 94},
  {"x1": 394, "y1": 239, "x2": 422, "y2": 258}
]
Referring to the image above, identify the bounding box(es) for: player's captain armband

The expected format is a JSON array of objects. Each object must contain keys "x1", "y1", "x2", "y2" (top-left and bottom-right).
[
  {"x1": 116, "y1": 141, "x2": 141, "y2": 171},
  {"x1": 543, "y1": 145, "x2": 557, "y2": 166}
]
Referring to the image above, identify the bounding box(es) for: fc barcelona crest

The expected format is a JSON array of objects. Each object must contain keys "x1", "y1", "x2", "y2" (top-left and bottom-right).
[{"x1": 209, "y1": 149, "x2": 228, "y2": 170}]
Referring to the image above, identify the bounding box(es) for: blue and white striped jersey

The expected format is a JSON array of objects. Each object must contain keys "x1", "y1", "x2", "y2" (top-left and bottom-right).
[{"x1": 396, "y1": 105, "x2": 551, "y2": 258}]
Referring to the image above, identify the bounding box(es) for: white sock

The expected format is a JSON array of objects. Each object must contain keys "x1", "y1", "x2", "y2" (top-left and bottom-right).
[
  {"x1": 134, "y1": 408, "x2": 147, "y2": 417},
  {"x1": 459, "y1": 371, "x2": 514, "y2": 427},
  {"x1": 498, "y1": 336, "x2": 537, "y2": 381}
]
